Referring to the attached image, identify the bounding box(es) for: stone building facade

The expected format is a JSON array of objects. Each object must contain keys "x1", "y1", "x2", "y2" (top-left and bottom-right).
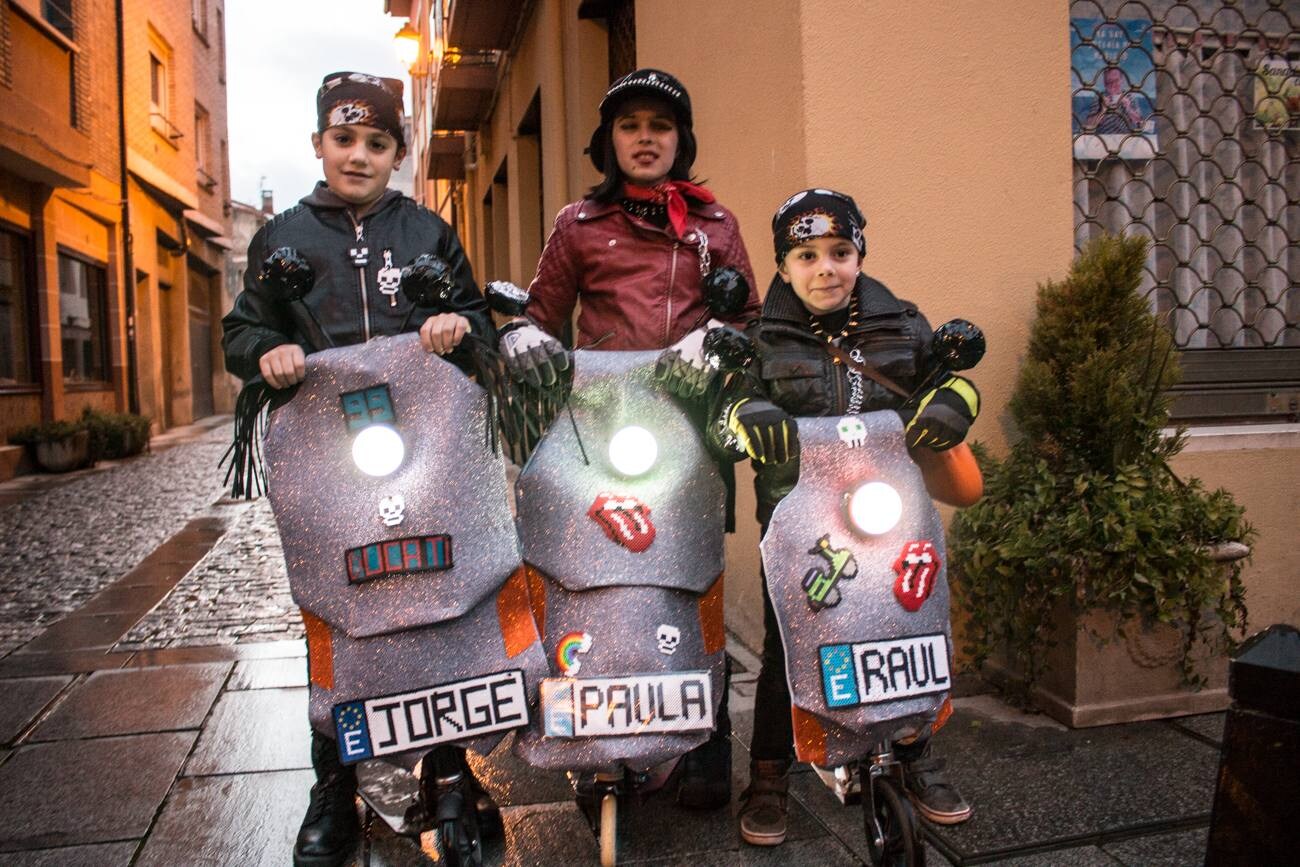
[{"x1": 0, "y1": 0, "x2": 232, "y2": 469}]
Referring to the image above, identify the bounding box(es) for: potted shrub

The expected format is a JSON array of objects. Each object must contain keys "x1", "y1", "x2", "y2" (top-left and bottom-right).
[
  {"x1": 949, "y1": 235, "x2": 1254, "y2": 727},
  {"x1": 8, "y1": 419, "x2": 93, "y2": 473},
  {"x1": 81, "y1": 408, "x2": 151, "y2": 460}
]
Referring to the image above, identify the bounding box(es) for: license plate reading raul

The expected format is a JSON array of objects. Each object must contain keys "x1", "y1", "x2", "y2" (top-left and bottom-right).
[
  {"x1": 541, "y1": 672, "x2": 713, "y2": 737},
  {"x1": 332, "y1": 670, "x2": 529, "y2": 763},
  {"x1": 820, "y1": 634, "x2": 950, "y2": 709}
]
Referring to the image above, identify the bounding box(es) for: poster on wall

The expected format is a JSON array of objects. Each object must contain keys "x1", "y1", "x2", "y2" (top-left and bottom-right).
[
  {"x1": 1254, "y1": 55, "x2": 1300, "y2": 131},
  {"x1": 1071, "y1": 17, "x2": 1158, "y2": 160}
]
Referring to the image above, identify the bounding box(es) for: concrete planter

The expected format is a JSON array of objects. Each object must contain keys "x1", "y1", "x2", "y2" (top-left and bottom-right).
[
  {"x1": 33, "y1": 429, "x2": 91, "y2": 473},
  {"x1": 987, "y1": 542, "x2": 1250, "y2": 728}
]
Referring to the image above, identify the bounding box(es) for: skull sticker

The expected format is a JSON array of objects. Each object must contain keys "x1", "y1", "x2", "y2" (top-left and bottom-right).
[
  {"x1": 837, "y1": 416, "x2": 867, "y2": 448},
  {"x1": 656, "y1": 624, "x2": 681, "y2": 655},
  {"x1": 378, "y1": 494, "x2": 405, "y2": 527}
]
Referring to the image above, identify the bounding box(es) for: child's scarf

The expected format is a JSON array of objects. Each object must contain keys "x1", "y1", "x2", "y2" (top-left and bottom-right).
[{"x1": 622, "y1": 181, "x2": 715, "y2": 240}]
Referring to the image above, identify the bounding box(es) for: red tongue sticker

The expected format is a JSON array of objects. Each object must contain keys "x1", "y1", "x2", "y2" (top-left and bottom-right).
[
  {"x1": 588, "y1": 492, "x2": 656, "y2": 553},
  {"x1": 892, "y1": 541, "x2": 940, "y2": 612}
]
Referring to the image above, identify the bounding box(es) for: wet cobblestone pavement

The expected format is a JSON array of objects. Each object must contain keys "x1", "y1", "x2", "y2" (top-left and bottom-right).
[
  {"x1": 117, "y1": 498, "x2": 301, "y2": 650},
  {"x1": 0, "y1": 427, "x2": 231, "y2": 656}
]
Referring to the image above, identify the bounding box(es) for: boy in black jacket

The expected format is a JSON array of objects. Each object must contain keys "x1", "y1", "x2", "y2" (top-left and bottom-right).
[
  {"x1": 221, "y1": 72, "x2": 492, "y2": 867},
  {"x1": 711, "y1": 189, "x2": 980, "y2": 846}
]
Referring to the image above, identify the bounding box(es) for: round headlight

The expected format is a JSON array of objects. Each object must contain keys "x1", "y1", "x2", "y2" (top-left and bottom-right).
[
  {"x1": 608, "y1": 425, "x2": 657, "y2": 477},
  {"x1": 352, "y1": 424, "x2": 405, "y2": 477},
  {"x1": 846, "y1": 481, "x2": 902, "y2": 536}
]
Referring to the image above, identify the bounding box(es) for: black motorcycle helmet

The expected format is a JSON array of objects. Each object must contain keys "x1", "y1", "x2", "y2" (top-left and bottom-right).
[{"x1": 586, "y1": 69, "x2": 698, "y2": 199}]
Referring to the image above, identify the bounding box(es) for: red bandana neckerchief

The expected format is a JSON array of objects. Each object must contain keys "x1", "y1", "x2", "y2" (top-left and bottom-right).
[{"x1": 622, "y1": 181, "x2": 715, "y2": 240}]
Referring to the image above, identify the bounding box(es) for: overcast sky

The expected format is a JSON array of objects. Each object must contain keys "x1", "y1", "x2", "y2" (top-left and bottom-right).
[{"x1": 226, "y1": 0, "x2": 412, "y2": 210}]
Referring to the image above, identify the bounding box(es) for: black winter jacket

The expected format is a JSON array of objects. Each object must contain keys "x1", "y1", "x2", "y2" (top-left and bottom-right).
[
  {"x1": 222, "y1": 184, "x2": 492, "y2": 381},
  {"x1": 710, "y1": 272, "x2": 934, "y2": 525}
]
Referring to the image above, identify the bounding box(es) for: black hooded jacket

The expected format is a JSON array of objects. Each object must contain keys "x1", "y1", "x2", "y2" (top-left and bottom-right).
[
  {"x1": 709, "y1": 272, "x2": 934, "y2": 525},
  {"x1": 222, "y1": 183, "x2": 492, "y2": 380}
]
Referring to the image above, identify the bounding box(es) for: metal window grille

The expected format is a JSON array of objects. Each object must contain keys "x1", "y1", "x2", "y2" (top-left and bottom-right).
[{"x1": 1069, "y1": 0, "x2": 1300, "y2": 421}]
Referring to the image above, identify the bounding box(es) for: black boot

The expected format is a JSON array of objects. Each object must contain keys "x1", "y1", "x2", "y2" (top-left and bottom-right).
[
  {"x1": 294, "y1": 731, "x2": 360, "y2": 867},
  {"x1": 678, "y1": 696, "x2": 732, "y2": 810}
]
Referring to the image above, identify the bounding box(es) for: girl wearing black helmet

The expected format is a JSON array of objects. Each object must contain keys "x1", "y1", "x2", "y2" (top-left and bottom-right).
[{"x1": 498, "y1": 69, "x2": 760, "y2": 811}]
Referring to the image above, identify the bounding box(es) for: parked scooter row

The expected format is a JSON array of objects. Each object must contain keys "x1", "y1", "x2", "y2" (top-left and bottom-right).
[{"x1": 244, "y1": 247, "x2": 981, "y2": 867}]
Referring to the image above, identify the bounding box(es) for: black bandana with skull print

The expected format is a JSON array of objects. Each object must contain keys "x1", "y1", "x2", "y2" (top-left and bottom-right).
[{"x1": 771, "y1": 188, "x2": 867, "y2": 264}]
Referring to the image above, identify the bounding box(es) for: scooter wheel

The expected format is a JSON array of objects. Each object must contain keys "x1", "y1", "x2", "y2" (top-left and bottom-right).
[
  {"x1": 599, "y1": 792, "x2": 618, "y2": 867},
  {"x1": 439, "y1": 816, "x2": 483, "y2": 867},
  {"x1": 863, "y1": 774, "x2": 924, "y2": 867}
]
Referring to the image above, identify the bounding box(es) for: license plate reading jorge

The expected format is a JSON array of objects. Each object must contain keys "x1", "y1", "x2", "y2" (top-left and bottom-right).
[
  {"x1": 541, "y1": 672, "x2": 713, "y2": 737},
  {"x1": 820, "y1": 634, "x2": 950, "y2": 709},
  {"x1": 332, "y1": 670, "x2": 528, "y2": 763}
]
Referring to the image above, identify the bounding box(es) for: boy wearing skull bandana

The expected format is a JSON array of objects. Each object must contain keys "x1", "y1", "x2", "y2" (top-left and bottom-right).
[
  {"x1": 708, "y1": 189, "x2": 980, "y2": 846},
  {"x1": 222, "y1": 72, "x2": 493, "y2": 867}
]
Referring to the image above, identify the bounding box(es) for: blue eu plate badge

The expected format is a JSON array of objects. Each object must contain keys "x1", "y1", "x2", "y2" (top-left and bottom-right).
[{"x1": 333, "y1": 701, "x2": 373, "y2": 762}]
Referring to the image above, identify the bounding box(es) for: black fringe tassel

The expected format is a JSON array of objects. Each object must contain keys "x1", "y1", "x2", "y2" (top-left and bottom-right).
[{"x1": 220, "y1": 377, "x2": 296, "y2": 499}]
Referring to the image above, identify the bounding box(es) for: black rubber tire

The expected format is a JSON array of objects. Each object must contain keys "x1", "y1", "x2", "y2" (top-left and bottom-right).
[
  {"x1": 439, "y1": 816, "x2": 483, "y2": 867},
  {"x1": 863, "y1": 774, "x2": 925, "y2": 867}
]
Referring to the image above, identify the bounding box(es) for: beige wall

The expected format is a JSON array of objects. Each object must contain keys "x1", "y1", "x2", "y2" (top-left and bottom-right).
[
  {"x1": 1173, "y1": 430, "x2": 1300, "y2": 636},
  {"x1": 639, "y1": 0, "x2": 1077, "y2": 649}
]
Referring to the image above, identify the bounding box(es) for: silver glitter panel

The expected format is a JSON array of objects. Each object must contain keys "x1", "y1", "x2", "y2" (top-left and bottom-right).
[
  {"x1": 760, "y1": 412, "x2": 951, "y2": 767},
  {"x1": 308, "y1": 583, "x2": 549, "y2": 766},
  {"x1": 265, "y1": 333, "x2": 521, "y2": 639},
  {"x1": 515, "y1": 351, "x2": 725, "y2": 595},
  {"x1": 512, "y1": 575, "x2": 724, "y2": 773}
]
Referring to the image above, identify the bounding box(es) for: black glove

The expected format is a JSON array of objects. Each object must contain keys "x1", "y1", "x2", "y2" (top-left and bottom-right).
[
  {"x1": 498, "y1": 321, "x2": 569, "y2": 388},
  {"x1": 902, "y1": 375, "x2": 979, "y2": 450},
  {"x1": 727, "y1": 399, "x2": 799, "y2": 465}
]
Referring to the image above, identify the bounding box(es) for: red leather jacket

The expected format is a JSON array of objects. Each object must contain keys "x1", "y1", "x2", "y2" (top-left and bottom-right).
[{"x1": 525, "y1": 196, "x2": 760, "y2": 350}]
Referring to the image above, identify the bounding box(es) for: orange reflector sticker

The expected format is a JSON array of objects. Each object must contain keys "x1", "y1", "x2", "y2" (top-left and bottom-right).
[
  {"x1": 933, "y1": 697, "x2": 953, "y2": 733},
  {"x1": 524, "y1": 562, "x2": 547, "y2": 636},
  {"x1": 302, "y1": 609, "x2": 334, "y2": 690},
  {"x1": 497, "y1": 566, "x2": 539, "y2": 659},
  {"x1": 791, "y1": 704, "x2": 827, "y2": 766},
  {"x1": 698, "y1": 572, "x2": 725, "y2": 655}
]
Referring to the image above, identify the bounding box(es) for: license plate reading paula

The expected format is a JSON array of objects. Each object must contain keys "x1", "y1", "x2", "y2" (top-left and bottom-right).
[
  {"x1": 820, "y1": 633, "x2": 950, "y2": 709},
  {"x1": 541, "y1": 672, "x2": 713, "y2": 738},
  {"x1": 332, "y1": 669, "x2": 529, "y2": 763}
]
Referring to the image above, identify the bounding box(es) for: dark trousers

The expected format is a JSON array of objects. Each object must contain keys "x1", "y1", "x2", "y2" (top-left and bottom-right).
[{"x1": 750, "y1": 556, "x2": 795, "y2": 762}]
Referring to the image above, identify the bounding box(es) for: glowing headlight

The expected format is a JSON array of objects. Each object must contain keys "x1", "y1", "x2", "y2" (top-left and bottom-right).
[
  {"x1": 608, "y1": 425, "x2": 657, "y2": 477},
  {"x1": 352, "y1": 424, "x2": 405, "y2": 477},
  {"x1": 846, "y1": 481, "x2": 902, "y2": 536}
]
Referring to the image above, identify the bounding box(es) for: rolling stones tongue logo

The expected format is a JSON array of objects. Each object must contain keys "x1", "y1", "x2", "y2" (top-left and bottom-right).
[
  {"x1": 588, "y1": 493, "x2": 656, "y2": 553},
  {"x1": 892, "y1": 540, "x2": 940, "y2": 612}
]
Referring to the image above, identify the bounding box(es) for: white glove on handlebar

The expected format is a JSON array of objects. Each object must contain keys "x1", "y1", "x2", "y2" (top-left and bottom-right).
[{"x1": 499, "y1": 321, "x2": 568, "y2": 388}]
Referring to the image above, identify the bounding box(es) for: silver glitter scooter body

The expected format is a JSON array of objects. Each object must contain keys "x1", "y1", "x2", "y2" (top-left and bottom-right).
[
  {"x1": 263, "y1": 333, "x2": 549, "y2": 773},
  {"x1": 512, "y1": 350, "x2": 728, "y2": 774},
  {"x1": 760, "y1": 410, "x2": 951, "y2": 768}
]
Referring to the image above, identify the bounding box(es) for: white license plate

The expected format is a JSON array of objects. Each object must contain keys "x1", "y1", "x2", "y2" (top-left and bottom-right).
[
  {"x1": 332, "y1": 670, "x2": 529, "y2": 763},
  {"x1": 541, "y1": 672, "x2": 713, "y2": 737},
  {"x1": 820, "y1": 634, "x2": 950, "y2": 708}
]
